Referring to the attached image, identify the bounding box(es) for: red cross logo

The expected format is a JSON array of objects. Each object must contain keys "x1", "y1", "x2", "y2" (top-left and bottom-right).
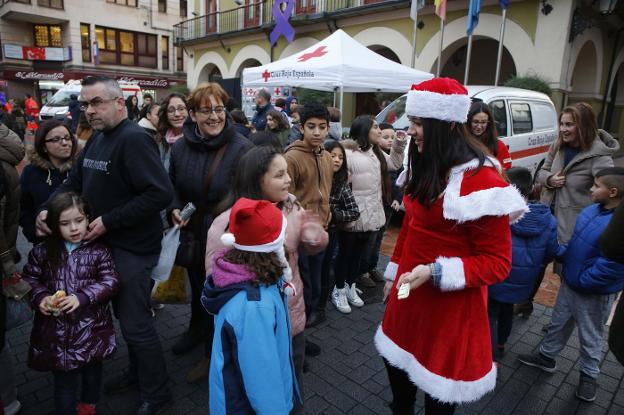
[
  {"x1": 274, "y1": 87, "x2": 281, "y2": 95},
  {"x1": 298, "y1": 46, "x2": 328, "y2": 62},
  {"x1": 262, "y1": 70, "x2": 271, "y2": 82}
]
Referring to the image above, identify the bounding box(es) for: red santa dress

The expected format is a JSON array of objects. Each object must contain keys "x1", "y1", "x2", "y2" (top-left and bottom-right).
[{"x1": 375, "y1": 157, "x2": 527, "y2": 404}]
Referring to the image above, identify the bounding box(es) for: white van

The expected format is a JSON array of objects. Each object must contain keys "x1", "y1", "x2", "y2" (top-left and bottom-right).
[
  {"x1": 376, "y1": 86, "x2": 559, "y2": 173},
  {"x1": 40, "y1": 79, "x2": 143, "y2": 121}
]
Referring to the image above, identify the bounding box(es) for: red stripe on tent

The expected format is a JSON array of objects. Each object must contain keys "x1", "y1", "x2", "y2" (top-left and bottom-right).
[{"x1": 510, "y1": 145, "x2": 551, "y2": 160}]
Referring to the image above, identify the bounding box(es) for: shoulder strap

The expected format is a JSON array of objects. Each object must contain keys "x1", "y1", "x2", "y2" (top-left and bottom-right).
[{"x1": 196, "y1": 143, "x2": 228, "y2": 217}]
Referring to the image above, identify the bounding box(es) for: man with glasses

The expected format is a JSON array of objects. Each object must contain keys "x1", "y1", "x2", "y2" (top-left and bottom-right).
[{"x1": 36, "y1": 76, "x2": 173, "y2": 415}]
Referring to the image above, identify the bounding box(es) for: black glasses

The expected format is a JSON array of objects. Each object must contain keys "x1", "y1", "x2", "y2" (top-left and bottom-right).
[
  {"x1": 194, "y1": 106, "x2": 225, "y2": 115},
  {"x1": 166, "y1": 105, "x2": 188, "y2": 114},
  {"x1": 45, "y1": 135, "x2": 72, "y2": 143},
  {"x1": 78, "y1": 97, "x2": 120, "y2": 111}
]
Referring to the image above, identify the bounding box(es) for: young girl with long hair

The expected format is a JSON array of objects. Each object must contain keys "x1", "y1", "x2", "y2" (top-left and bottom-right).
[
  {"x1": 334, "y1": 116, "x2": 405, "y2": 306},
  {"x1": 155, "y1": 93, "x2": 188, "y2": 171},
  {"x1": 466, "y1": 101, "x2": 512, "y2": 170},
  {"x1": 205, "y1": 146, "x2": 327, "y2": 411},
  {"x1": 375, "y1": 78, "x2": 526, "y2": 415},
  {"x1": 320, "y1": 140, "x2": 360, "y2": 315},
  {"x1": 202, "y1": 197, "x2": 299, "y2": 414},
  {"x1": 23, "y1": 192, "x2": 119, "y2": 415},
  {"x1": 266, "y1": 109, "x2": 290, "y2": 148}
]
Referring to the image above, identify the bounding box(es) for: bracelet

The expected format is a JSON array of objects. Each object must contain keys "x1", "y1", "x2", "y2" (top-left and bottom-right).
[{"x1": 429, "y1": 262, "x2": 442, "y2": 287}]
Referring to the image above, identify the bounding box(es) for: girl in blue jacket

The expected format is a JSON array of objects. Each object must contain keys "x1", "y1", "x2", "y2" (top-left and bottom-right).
[{"x1": 201, "y1": 198, "x2": 299, "y2": 414}]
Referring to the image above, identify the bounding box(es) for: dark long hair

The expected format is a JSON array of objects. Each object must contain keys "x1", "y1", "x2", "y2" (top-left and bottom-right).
[
  {"x1": 267, "y1": 109, "x2": 289, "y2": 132},
  {"x1": 349, "y1": 115, "x2": 391, "y2": 203},
  {"x1": 215, "y1": 146, "x2": 286, "y2": 216},
  {"x1": 324, "y1": 140, "x2": 348, "y2": 193},
  {"x1": 156, "y1": 93, "x2": 188, "y2": 139},
  {"x1": 467, "y1": 101, "x2": 499, "y2": 156},
  {"x1": 34, "y1": 120, "x2": 79, "y2": 163},
  {"x1": 45, "y1": 192, "x2": 90, "y2": 270},
  {"x1": 405, "y1": 118, "x2": 486, "y2": 207},
  {"x1": 125, "y1": 95, "x2": 140, "y2": 120}
]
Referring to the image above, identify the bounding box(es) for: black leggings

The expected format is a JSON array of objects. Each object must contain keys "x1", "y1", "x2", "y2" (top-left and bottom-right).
[
  {"x1": 384, "y1": 360, "x2": 456, "y2": 415},
  {"x1": 334, "y1": 231, "x2": 372, "y2": 289}
]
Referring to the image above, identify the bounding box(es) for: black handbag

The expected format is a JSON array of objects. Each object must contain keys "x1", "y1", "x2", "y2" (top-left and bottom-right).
[{"x1": 174, "y1": 143, "x2": 227, "y2": 269}]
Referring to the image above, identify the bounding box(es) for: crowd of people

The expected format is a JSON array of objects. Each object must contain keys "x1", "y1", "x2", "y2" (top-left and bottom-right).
[{"x1": 0, "y1": 75, "x2": 623, "y2": 415}]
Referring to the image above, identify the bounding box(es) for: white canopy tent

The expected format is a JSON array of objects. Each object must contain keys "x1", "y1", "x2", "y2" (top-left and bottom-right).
[{"x1": 242, "y1": 29, "x2": 433, "y2": 112}]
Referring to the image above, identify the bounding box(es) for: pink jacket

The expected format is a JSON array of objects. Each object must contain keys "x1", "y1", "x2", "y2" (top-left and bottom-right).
[{"x1": 205, "y1": 195, "x2": 328, "y2": 336}]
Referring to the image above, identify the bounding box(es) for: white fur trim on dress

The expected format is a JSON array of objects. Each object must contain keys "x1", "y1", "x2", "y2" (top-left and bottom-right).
[
  {"x1": 374, "y1": 326, "x2": 497, "y2": 404},
  {"x1": 384, "y1": 261, "x2": 399, "y2": 281},
  {"x1": 436, "y1": 256, "x2": 465, "y2": 291},
  {"x1": 443, "y1": 158, "x2": 528, "y2": 224},
  {"x1": 406, "y1": 90, "x2": 471, "y2": 123}
]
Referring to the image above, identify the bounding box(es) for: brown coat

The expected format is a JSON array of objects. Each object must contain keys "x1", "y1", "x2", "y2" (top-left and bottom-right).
[
  {"x1": 0, "y1": 123, "x2": 25, "y2": 272},
  {"x1": 537, "y1": 130, "x2": 618, "y2": 243},
  {"x1": 284, "y1": 140, "x2": 333, "y2": 227}
]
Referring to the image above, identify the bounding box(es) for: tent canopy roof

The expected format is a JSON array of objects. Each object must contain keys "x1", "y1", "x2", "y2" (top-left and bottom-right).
[{"x1": 242, "y1": 30, "x2": 433, "y2": 93}]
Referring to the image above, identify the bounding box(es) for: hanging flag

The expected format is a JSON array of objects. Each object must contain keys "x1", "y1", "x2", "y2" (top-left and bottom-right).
[
  {"x1": 410, "y1": 0, "x2": 425, "y2": 21},
  {"x1": 499, "y1": 0, "x2": 509, "y2": 9},
  {"x1": 467, "y1": 0, "x2": 481, "y2": 35},
  {"x1": 434, "y1": 0, "x2": 447, "y2": 21}
]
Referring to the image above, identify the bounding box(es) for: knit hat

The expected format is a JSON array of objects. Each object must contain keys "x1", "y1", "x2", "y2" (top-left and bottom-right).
[
  {"x1": 405, "y1": 77, "x2": 471, "y2": 123},
  {"x1": 221, "y1": 198, "x2": 294, "y2": 293}
]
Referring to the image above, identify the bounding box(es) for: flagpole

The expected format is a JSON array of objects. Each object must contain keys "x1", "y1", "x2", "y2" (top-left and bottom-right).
[
  {"x1": 464, "y1": 34, "x2": 473, "y2": 85},
  {"x1": 410, "y1": 18, "x2": 418, "y2": 68},
  {"x1": 436, "y1": 18, "x2": 445, "y2": 77},
  {"x1": 494, "y1": 7, "x2": 507, "y2": 86}
]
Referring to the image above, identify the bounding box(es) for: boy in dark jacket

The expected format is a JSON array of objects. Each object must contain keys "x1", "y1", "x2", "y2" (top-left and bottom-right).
[
  {"x1": 488, "y1": 167, "x2": 558, "y2": 359},
  {"x1": 519, "y1": 167, "x2": 624, "y2": 403}
]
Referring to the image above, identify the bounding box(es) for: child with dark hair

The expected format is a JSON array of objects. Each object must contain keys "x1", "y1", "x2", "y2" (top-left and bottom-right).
[
  {"x1": 284, "y1": 102, "x2": 333, "y2": 327},
  {"x1": 249, "y1": 131, "x2": 282, "y2": 151},
  {"x1": 266, "y1": 109, "x2": 290, "y2": 147},
  {"x1": 519, "y1": 166, "x2": 624, "y2": 402},
  {"x1": 488, "y1": 167, "x2": 558, "y2": 360},
  {"x1": 286, "y1": 106, "x2": 302, "y2": 145},
  {"x1": 230, "y1": 109, "x2": 252, "y2": 138},
  {"x1": 202, "y1": 197, "x2": 300, "y2": 414},
  {"x1": 22, "y1": 192, "x2": 119, "y2": 415},
  {"x1": 319, "y1": 140, "x2": 360, "y2": 316}
]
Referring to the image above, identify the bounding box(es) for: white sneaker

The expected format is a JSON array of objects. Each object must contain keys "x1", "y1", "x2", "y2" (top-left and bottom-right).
[
  {"x1": 4, "y1": 400, "x2": 21, "y2": 415},
  {"x1": 331, "y1": 286, "x2": 351, "y2": 314},
  {"x1": 346, "y1": 283, "x2": 364, "y2": 307}
]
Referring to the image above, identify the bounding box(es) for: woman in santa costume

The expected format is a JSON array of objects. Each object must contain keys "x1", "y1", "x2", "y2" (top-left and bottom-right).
[{"x1": 374, "y1": 77, "x2": 527, "y2": 415}]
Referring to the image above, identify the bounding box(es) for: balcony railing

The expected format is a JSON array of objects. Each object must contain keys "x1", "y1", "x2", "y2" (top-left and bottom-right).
[
  {"x1": 0, "y1": 0, "x2": 32, "y2": 6},
  {"x1": 174, "y1": 0, "x2": 406, "y2": 44}
]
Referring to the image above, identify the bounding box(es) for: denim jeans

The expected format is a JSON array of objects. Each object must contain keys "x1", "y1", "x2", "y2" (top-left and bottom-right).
[{"x1": 53, "y1": 362, "x2": 102, "y2": 415}]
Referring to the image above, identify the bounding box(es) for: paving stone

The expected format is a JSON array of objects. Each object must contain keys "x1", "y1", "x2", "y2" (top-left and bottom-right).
[
  {"x1": 607, "y1": 404, "x2": 624, "y2": 415},
  {"x1": 576, "y1": 403, "x2": 608, "y2": 415},
  {"x1": 545, "y1": 396, "x2": 579, "y2": 414},
  {"x1": 322, "y1": 388, "x2": 358, "y2": 412},
  {"x1": 512, "y1": 398, "x2": 549, "y2": 414}
]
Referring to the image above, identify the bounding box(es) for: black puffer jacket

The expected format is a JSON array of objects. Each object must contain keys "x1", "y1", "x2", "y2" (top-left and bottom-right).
[
  {"x1": 23, "y1": 241, "x2": 119, "y2": 371},
  {"x1": 169, "y1": 118, "x2": 252, "y2": 263}
]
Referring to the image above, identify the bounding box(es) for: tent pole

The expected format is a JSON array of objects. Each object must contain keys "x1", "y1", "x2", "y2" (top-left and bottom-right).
[
  {"x1": 333, "y1": 88, "x2": 337, "y2": 107},
  {"x1": 339, "y1": 86, "x2": 344, "y2": 125}
]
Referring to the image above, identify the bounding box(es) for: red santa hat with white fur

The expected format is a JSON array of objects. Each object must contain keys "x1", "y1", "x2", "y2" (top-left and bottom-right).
[
  {"x1": 220, "y1": 198, "x2": 294, "y2": 295},
  {"x1": 405, "y1": 77, "x2": 471, "y2": 123}
]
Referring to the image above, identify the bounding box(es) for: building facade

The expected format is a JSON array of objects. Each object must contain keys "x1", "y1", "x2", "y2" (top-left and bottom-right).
[
  {"x1": 0, "y1": 0, "x2": 189, "y2": 104},
  {"x1": 175, "y1": 0, "x2": 624, "y2": 138}
]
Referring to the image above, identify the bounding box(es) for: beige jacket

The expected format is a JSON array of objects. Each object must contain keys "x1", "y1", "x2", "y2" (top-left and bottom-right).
[
  {"x1": 537, "y1": 130, "x2": 619, "y2": 243},
  {"x1": 204, "y1": 196, "x2": 328, "y2": 337},
  {"x1": 343, "y1": 138, "x2": 406, "y2": 232}
]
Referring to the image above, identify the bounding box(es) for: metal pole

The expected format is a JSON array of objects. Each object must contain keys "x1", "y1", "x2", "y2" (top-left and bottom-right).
[
  {"x1": 464, "y1": 34, "x2": 473, "y2": 85},
  {"x1": 436, "y1": 18, "x2": 444, "y2": 77},
  {"x1": 494, "y1": 8, "x2": 507, "y2": 86},
  {"x1": 339, "y1": 86, "x2": 344, "y2": 122},
  {"x1": 410, "y1": 16, "x2": 418, "y2": 68}
]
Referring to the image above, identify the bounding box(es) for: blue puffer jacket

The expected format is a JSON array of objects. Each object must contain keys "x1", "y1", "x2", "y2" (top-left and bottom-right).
[
  {"x1": 489, "y1": 203, "x2": 558, "y2": 303},
  {"x1": 560, "y1": 203, "x2": 624, "y2": 295},
  {"x1": 202, "y1": 249, "x2": 299, "y2": 415}
]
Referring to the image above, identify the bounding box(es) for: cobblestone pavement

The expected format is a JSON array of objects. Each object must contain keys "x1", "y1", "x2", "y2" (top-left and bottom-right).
[{"x1": 7, "y1": 234, "x2": 624, "y2": 414}]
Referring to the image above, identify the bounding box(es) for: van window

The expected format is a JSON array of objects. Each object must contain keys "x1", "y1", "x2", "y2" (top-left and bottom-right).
[
  {"x1": 46, "y1": 90, "x2": 77, "y2": 107},
  {"x1": 531, "y1": 102, "x2": 556, "y2": 131},
  {"x1": 377, "y1": 95, "x2": 408, "y2": 131},
  {"x1": 489, "y1": 100, "x2": 507, "y2": 137},
  {"x1": 510, "y1": 103, "x2": 533, "y2": 134}
]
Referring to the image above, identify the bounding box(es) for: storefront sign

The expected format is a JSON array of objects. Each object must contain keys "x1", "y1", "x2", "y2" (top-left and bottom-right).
[
  {"x1": 2, "y1": 44, "x2": 72, "y2": 62},
  {"x1": 10, "y1": 71, "x2": 65, "y2": 80},
  {"x1": 117, "y1": 76, "x2": 169, "y2": 88}
]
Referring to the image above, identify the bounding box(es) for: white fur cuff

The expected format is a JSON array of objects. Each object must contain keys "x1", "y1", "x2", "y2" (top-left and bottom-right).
[
  {"x1": 384, "y1": 261, "x2": 399, "y2": 281},
  {"x1": 436, "y1": 257, "x2": 466, "y2": 291},
  {"x1": 405, "y1": 90, "x2": 471, "y2": 123}
]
